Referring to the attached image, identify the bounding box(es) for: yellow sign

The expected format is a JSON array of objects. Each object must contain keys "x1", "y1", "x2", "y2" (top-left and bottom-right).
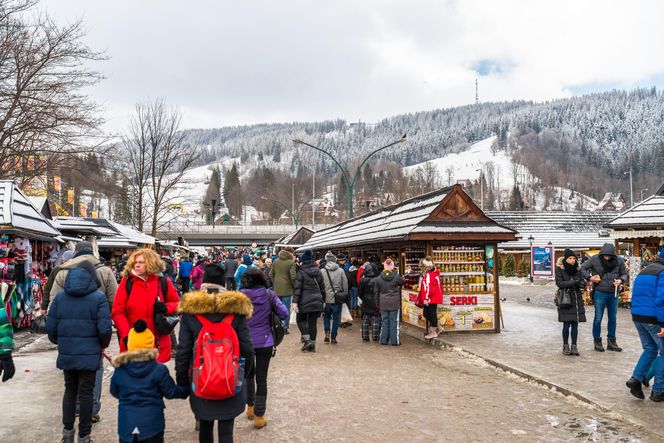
[
  {"x1": 67, "y1": 189, "x2": 74, "y2": 204},
  {"x1": 53, "y1": 176, "x2": 61, "y2": 192},
  {"x1": 79, "y1": 202, "x2": 87, "y2": 216}
]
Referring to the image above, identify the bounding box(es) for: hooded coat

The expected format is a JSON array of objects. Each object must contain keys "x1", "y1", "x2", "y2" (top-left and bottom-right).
[
  {"x1": 241, "y1": 287, "x2": 289, "y2": 348},
  {"x1": 554, "y1": 257, "x2": 587, "y2": 323},
  {"x1": 46, "y1": 266, "x2": 112, "y2": 371},
  {"x1": 358, "y1": 265, "x2": 379, "y2": 315},
  {"x1": 176, "y1": 290, "x2": 254, "y2": 421},
  {"x1": 293, "y1": 261, "x2": 325, "y2": 313},
  {"x1": 269, "y1": 250, "x2": 297, "y2": 296},
  {"x1": 631, "y1": 256, "x2": 664, "y2": 326},
  {"x1": 321, "y1": 261, "x2": 349, "y2": 304},
  {"x1": 190, "y1": 262, "x2": 206, "y2": 290},
  {"x1": 580, "y1": 243, "x2": 627, "y2": 294},
  {"x1": 223, "y1": 257, "x2": 238, "y2": 280},
  {"x1": 419, "y1": 268, "x2": 443, "y2": 305},
  {"x1": 111, "y1": 274, "x2": 181, "y2": 363},
  {"x1": 50, "y1": 253, "x2": 118, "y2": 306},
  {"x1": 110, "y1": 349, "x2": 188, "y2": 442},
  {"x1": 373, "y1": 270, "x2": 404, "y2": 312}
]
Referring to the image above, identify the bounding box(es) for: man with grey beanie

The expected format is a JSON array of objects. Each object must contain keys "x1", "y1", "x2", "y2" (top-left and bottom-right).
[{"x1": 321, "y1": 251, "x2": 348, "y2": 344}]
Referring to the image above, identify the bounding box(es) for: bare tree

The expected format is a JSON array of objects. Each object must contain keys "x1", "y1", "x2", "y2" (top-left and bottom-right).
[
  {"x1": 444, "y1": 164, "x2": 455, "y2": 186},
  {"x1": 0, "y1": 0, "x2": 106, "y2": 186}
]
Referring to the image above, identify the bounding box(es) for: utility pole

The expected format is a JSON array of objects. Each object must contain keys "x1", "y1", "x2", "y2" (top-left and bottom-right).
[
  {"x1": 624, "y1": 168, "x2": 634, "y2": 207},
  {"x1": 291, "y1": 183, "x2": 295, "y2": 226},
  {"x1": 312, "y1": 171, "x2": 315, "y2": 230}
]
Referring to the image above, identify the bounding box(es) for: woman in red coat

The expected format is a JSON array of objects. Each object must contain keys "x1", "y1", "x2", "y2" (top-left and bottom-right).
[
  {"x1": 112, "y1": 248, "x2": 180, "y2": 363},
  {"x1": 419, "y1": 256, "x2": 443, "y2": 339}
]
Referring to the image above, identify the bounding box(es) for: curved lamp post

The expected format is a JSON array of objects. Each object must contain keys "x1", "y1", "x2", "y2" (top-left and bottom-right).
[{"x1": 293, "y1": 134, "x2": 407, "y2": 218}]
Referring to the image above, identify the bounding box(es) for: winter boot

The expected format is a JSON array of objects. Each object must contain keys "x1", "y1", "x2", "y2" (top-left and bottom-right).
[
  {"x1": 650, "y1": 391, "x2": 664, "y2": 402},
  {"x1": 254, "y1": 415, "x2": 268, "y2": 429},
  {"x1": 571, "y1": 345, "x2": 580, "y2": 356},
  {"x1": 324, "y1": 332, "x2": 330, "y2": 343},
  {"x1": 300, "y1": 334, "x2": 311, "y2": 351},
  {"x1": 62, "y1": 428, "x2": 75, "y2": 443},
  {"x1": 302, "y1": 340, "x2": 316, "y2": 352},
  {"x1": 626, "y1": 377, "x2": 645, "y2": 399},
  {"x1": 562, "y1": 344, "x2": 571, "y2": 355},
  {"x1": 246, "y1": 405, "x2": 255, "y2": 420},
  {"x1": 607, "y1": 338, "x2": 622, "y2": 352},
  {"x1": 594, "y1": 339, "x2": 605, "y2": 352},
  {"x1": 77, "y1": 434, "x2": 92, "y2": 443},
  {"x1": 331, "y1": 337, "x2": 338, "y2": 344},
  {"x1": 424, "y1": 327, "x2": 437, "y2": 339}
]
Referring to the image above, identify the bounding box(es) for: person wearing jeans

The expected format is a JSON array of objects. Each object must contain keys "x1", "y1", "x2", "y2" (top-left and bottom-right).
[
  {"x1": 626, "y1": 249, "x2": 664, "y2": 401},
  {"x1": 323, "y1": 303, "x2": 342, "y2": 342},
  {"x1": 380, "y1": 309, "x2": 400, "y2": 345},
  {"x1": 269, "y1": 247, "x2": 297, "y2": 334},
  {"x1": 373, "y1": 259, "x2": 404, "y2": 346},
  {"x1": 592, "y1": 290, "x2": 619, "y2": 347}
]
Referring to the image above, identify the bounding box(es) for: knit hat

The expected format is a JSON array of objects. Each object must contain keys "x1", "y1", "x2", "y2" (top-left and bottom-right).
[
  {"x1": 325, "y1": 251, "x2": 337, "y2": 263},
  {"x1": 202, "y1": 263, "x2": 225, "y2": 286},
  {"x1": 420, "y1": 256, "x2": 434, "y2": 270},
  {"x1": 127, "y1": 319, "x2": 155, "y2": 351},
  {"x1": 383, "y1": 258, "x2": 395, "y2": 271},
  {"x1": 564, "y1": 249, "x2": 576, "y2": 260},
  {"x1": 75, "y1": 241, "x2": 93, "y2": 254},
  {"x1": 337, "y1": 253, "x2": 347, "y2": 262},
  {"x1": 242, "y1": 254, "x2": 252, "y2": 266},
  {"x1": 301, "y1": 249, "x2": 313, "y2": 262}
]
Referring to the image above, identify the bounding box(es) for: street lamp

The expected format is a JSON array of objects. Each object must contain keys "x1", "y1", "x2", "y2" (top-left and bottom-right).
[
  {"x1": 293, "y1": 134, "x2": 407, "y2": 218},
  {"x1": 528, "y1": 235, "x2": 534, "y2": 283},
  {"x1": 475, "y1": 167, "x2": 484, "y2": 211},
  {"x1": 640, "y1": 188, "x2": 649, "y2": 202}
]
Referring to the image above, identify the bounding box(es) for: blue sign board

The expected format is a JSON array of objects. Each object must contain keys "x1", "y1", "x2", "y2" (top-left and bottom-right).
[{"x1": 531, "y1": 246, "x2": 554, "y2": 277}]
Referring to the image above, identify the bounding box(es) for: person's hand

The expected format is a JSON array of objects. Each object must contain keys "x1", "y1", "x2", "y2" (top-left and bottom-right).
[
  {"x1": 154, "y1": 300, "x2": 167, "y2": 314},
  {"x1": 424, "y1": 301, "x2": 429, "y2": 306},
  {"x1": 0, "y1": 353, "x2": 16, "y2": 382},
  {"x1": 590, "y1": 275, "x2": 601, "y2": 283},
  {"x1": 613, "y1": 279, "x2": 622, "y2": 286},
  {"x1": 657, "y1": 328, "x2": 664, "y2": 338},
  {"x1": 292, "y1": 303, "x2": 299, "y2": 313}
]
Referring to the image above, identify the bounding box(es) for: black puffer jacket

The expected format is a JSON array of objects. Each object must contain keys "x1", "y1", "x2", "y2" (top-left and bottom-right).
[
  {"x1": 555, "y1": 258, "x2": 586, "y2": 323},
  {"x1": 358, "y1": 265, "x2": 378, "y2": 315},
  {"x1": 293, "y1": 262, "x2": 325, "y2": 313},
  {"x1": 580, "y1": 243, "x2": 627, "y2": 294}
]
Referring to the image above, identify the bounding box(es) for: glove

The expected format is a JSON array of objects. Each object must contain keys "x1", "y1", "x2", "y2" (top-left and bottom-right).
[
  {"x1": 292, "y1": 303, "x2": 299, "y2": 313},
  {"x1": 154, "y1": 300, "x2": 167, "y2": 314},
  {"x1": 0, "y1": 353, "x2": 16, "y2": 382}
]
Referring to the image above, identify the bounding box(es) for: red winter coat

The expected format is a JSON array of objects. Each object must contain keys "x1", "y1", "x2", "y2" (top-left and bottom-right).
[
  {"x1": 112, "y1": 273, "x2": 180, "y2": 363},
  {"x1": 419, "y1": 269, "x2": 443, "y2": 305}
]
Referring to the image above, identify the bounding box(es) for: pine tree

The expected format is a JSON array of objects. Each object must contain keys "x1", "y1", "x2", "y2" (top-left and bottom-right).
[
  {"x1": 509, "y1": 185, "x2": 525, "y2": 210},
  {"x1": 502, "y1": 254, "x2": 516, "y2": 277},
  {"x1": 223, "y1": 163, "x2": 242, "y2": 218}
]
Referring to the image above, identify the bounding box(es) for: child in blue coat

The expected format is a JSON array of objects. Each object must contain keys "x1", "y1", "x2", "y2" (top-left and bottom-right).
[{"x1": 110, "y1": 320, "x2": 188, "y2": 443}]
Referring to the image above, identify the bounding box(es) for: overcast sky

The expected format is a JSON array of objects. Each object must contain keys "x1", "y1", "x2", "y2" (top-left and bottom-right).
[{"x1": 42, "y1": 0, "x2": 664, "y2": 133}]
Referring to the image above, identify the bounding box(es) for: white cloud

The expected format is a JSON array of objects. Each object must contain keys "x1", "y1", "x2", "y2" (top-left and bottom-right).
[{"x1": 42, "y1": 0, "x2": 664, "y2": 132}]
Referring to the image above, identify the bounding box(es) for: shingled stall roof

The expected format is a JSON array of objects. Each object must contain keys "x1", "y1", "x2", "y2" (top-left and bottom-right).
[
  {"x1": 276, "y1": 226, "x2": 315, "y2": 248},
  {"x1": 607, "y1": 184, "x2": 664, "y2": 238},
  {"x1": 300, "y1": 185, "x2": 516, "y2": 251},
  {"x1": 52, "y1": 217, "x2": 120, "y2": 237},
  {"x1": 0, "y1": 181, "x2": 60, "y2": 239},
  {"x1": 486, "y1": 211, "x2": 617, "y2": 250}
]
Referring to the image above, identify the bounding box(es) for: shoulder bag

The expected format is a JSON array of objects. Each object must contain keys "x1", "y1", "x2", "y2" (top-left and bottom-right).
[
  {"x1": 268, "y1": 290, "x2": 285, "y2": 355},
  {"x1": 324, "y1": 269, "x2": 349, "y2": 304}
]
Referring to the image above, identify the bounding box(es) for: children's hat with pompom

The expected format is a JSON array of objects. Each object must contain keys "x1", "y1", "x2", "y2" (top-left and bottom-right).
[{"x1": 127, "y1": 319, "x2": 154, "y2": 351}]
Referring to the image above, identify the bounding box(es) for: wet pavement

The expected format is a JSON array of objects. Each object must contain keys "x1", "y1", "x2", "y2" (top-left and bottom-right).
[{"x1": 0, "y1": 306, "x2": 658, "y2": 443}]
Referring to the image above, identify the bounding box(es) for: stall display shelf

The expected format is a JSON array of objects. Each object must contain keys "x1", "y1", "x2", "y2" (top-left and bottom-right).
[
  {"x1": 441, "y1": 272, "x2": 485, "y2": 276},
  {"x1": 435, "y1": 261, "x2": 485, "y2": 265},
  {"x1": 433, "y1": 249, "x2": 483, "y2": 253}
]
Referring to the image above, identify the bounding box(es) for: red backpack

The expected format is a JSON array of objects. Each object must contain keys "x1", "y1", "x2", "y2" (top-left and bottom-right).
[{"x1": 192, "y1": 314, "x2": 242, "y2": 400}]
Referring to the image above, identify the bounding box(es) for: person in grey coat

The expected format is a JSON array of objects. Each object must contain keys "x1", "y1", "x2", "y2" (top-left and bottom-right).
[
  {"x1": 580, "y1": 243, "x2": 627, "y2": 352},
  {"x1": 373, "y1": 259, "x2": 404, "y2": 346},
  {"x1": 321, "y1": 251, "x2": 348, "y2": 344}
]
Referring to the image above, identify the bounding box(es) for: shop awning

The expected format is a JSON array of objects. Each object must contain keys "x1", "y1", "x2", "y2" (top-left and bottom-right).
[
  {"x1": 98, "y1": 238, "x2": 139, "y2": 249},
  {"x1": 0, "y1": 180, "x2": 61, "y2": 239},
  {"x1": 52, "y1": 217, "x2": 120, "y2": 237},
  {"x1": 611, "y1": 230, "x2": 664, "y2": 240}
]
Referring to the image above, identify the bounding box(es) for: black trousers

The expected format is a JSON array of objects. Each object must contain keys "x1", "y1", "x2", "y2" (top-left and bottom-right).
[
  {"x1": 563, "y1": 321, "x2": 579, "y2": 345},
  {"x1": 181, "y1": 278, "x2": 190, "y2": 294},
  {"x1": 120, "y1": 431, "x2": 164, "y2": 443},
  {"x1": 198, "y1": 419, "x2": 234, "y2": 443},
  {"x1": 296, "y1": 312, "x2": 320, "y2": 340},
  {"x1": 423, "y1": 304, "x2": 438, "y2": 327},
  {"x1": 225, "y1": 278, "x2": 236, "y2": 291},
  {"x1": 63, "y1": 369, "x2": 96, "y2": 438},
  {"x1": 247, "y1": 346, "x2": 273, "y2": 416}
]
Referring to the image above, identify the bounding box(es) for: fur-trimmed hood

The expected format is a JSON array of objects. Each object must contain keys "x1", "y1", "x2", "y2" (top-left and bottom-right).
[
  {"x1": 178, "y1": 290, "x2": 253, "y2": 317},
  {"x1": 556, "y1": 256, "x2": 580, "y2": 271},
  {"x1": 112, "y1": 348, "x2": 158, "y2": 368}
]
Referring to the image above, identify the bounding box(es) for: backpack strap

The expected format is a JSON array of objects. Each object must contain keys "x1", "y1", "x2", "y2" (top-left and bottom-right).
[
  {"x1": 158, "y1": 276, "x2": 169, "y2": 302},
  {"x1": 125, "y1": 274, "x2": 134, "y2": 299}
]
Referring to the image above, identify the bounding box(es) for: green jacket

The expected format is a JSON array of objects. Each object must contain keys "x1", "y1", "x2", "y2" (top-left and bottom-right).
[
  {"x1": 0, "y1": 305, "x2": 14, "y2": 355},
  {"x1": 269, "y1": 250, "x2": 297, "y2": 296}
]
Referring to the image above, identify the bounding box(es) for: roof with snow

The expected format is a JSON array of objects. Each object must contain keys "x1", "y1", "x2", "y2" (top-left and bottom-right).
[
  {"x1": 98, "y1": 221, "x2": 157, "y2": 249},
  {"x1": 0, "y1": 181, "x2": 60, "y2": 239},
  {"x1": 606, "y1": 184, "x2": 664, "y2": 237},
  {"x1": 52, "y1": 217, "x2": 120, "y2": 237},
  {"x1": 300, "y1": 185, "x2": 516, "y2": 251},
  {"x1": 486, "y1": 211, "x2": 617, "y2": 250},
  {"x1": 275, "y1": 226, "x2": 315, "y2": 248}
]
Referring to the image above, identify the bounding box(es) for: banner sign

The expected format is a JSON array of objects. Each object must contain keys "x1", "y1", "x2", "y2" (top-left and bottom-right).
[{"x1": 532, "y1": 245, "x2": 554, "y2": 277}]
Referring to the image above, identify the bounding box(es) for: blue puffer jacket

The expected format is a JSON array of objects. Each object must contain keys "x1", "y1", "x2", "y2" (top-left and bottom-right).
[
  {"x1": 110, "y1": 348, "x2": 188, "y2": 442},
  {"x1": 630, "y1": 257, "x2": 664, "y2": 326},
  {"x1": 46, "y1": 267, "x2": 112, "y2": 371}
]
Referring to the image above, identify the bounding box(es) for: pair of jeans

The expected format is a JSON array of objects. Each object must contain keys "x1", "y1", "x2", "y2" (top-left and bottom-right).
[
  {"x1": 63, "y1": 369, "x2": 96, "y2": 438},
  {"x1": 247, "y1": 346, "x2": 273, "y2": 416},
  {"x1": 349, "y1": 287, "x2": 358, "y2": 310},
  {"x1": 323, "y1": 303, "x2": 342, "y2": 338},
  {"x1": 296, "y1": 312, "x2": 319, "y2": 341},
  {"x1": 198, "y1": 419, "x2": 235, "y2": 443},
  {"x1": 592, "y1": 290, "x2": 618, "y2": 340},
  {"x1": 632, "y1": 321, "x2": 664, "y2": 393},
  {"x1": 278, "y1": 296, "x2": 292, "y2": 330},
  {"x1": 120, "y1": 431, "x2": 164, "y2": 443},
  {"x1": 380, "y1": 310, "x2": 400, "y2": 345}
]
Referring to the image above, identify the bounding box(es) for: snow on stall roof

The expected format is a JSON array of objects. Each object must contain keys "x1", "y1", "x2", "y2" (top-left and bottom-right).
[
  {"x1": 607, "y1": 194, "x2": 664, "y2": 228},
  {"x1": 0, "y1": 181, "x2": 60, "y2": 237},
  {"x1": 53, "y1": 217, "x2": 120, "y2": 237}
]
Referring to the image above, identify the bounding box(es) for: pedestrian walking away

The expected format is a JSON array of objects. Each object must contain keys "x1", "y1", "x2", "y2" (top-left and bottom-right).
[
  {"x1": 46, "y1": 261, "x2": 112, "y2": 443},
  {"x1": 419, "y1": 256, "x2": 443, "y2": 339},
  {"x1": 224, "y1": 254, "x2": 239, "y2": 291},
  {"x1": 555, "y1": 249, "x2": 587, "y2": 356},
  {"x1": 179, "y1": 256, "x2": 193, "y2": 294},
  {"x1": 292, "y1": 249, "x2": 325, "y2": 352},
  {"x1": 321, "y1": 251, "x2": 349, "y2": 344},
  {"x1": 581, "y1": 243, "x2": 627, "y2": 352},
  {"x1": 625, "y1": 248, "x2": 664, "y2": 402},
  {"x1": 240, "y1": 269, "x2": 289, "y2": 429},
  {"x1": 269, "y1": 247, "x2": 297, "y2": 333},
  {"x1": 358, "y1": 261, "x2": 380, "y2": 342},
  {"x1": 234, "y1": 254, "x2": 254, "y2": 290},
  {"x1": 374, "y1": 259, "x2": 404, "y2": 346},
  {"x1": 176, "y1": 288, "x2": 254, "y2": 443}
]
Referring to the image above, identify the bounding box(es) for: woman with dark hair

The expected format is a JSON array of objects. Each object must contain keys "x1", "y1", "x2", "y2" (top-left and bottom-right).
[
  {"x1": 556, "y1": 249, "x2": 587, "y2": 356},
  {"x1": 292, "y1": 249, "x2": 325, "y2": 352},
  {"x1": 240, "y1": 269, "x2": 288, "y2": 429}
]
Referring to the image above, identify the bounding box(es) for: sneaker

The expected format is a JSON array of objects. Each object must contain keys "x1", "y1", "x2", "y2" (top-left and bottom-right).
[
  {"x1": 331, "y1": 338, "x2": 337, "y2": 344},
  {"x1": 91, "y1": 413, "x2": 100, "y2": 423},
  {"x1": 626, "y1": 377, "x2": 645, "y2": 399},
  {"x1": 650, "y1": 391, "x2": 664, "y2": 402}
]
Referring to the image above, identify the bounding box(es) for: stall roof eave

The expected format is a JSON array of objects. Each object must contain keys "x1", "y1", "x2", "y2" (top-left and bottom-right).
[
  {"x1": 52, "y1": 217, "x2": 121, "y2": 237},
  {"x1": 0, "y1": 181, "x2": 61, "y2": 238},
  {"x1": 606, "y1": 193, "x2": 664, "y2": 232}
]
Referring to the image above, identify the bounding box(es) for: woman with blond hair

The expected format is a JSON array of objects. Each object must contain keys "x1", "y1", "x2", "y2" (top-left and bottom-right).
[{"x1": 112, "y1": 248, "x2": 181, "y2": 363}]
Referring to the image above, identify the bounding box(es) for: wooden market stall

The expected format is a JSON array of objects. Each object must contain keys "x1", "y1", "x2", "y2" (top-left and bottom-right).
[{"x1": 300, "y1": 185, "x2": 517, "y2": 333}]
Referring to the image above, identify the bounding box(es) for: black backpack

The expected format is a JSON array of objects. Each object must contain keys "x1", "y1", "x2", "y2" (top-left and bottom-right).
[{"x1": 125, "y1": 274, "x2": 179, "y2": 335}]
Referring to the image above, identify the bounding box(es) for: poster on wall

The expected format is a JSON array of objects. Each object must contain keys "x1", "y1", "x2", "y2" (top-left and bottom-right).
[{"x1": 531, "y1": 245, "x2": 554, "y2": 277}]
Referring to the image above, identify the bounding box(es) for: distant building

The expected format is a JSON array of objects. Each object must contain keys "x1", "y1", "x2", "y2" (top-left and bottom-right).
[{"x1": 596, "y1": 192, "x2": 626, "y2": 211}]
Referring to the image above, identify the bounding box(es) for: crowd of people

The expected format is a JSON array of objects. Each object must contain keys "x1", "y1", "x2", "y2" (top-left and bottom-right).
[{"x1": 0, "y1": 240, "x2": 663, "y2": 442}]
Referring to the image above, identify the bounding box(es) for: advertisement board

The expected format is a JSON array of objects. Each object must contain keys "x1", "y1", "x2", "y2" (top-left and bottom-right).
[
  {"x1": 531, "y1": 245, "x2": 554, "y2": 277},
  {"x1": 401, "y1": 291, "x2": 495, "y2": 331}
]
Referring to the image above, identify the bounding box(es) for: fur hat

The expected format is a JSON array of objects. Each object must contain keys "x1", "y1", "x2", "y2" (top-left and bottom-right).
[
  {"x1": 128, "y1": 319, "x2": 155, "y2": 351},
  {"x1": 301, "y1": 249, "x2": 313, "y2": 263},
  {"x1": 325, "y1": 251, "x2": 337, "y2": 263},
  {"x1": 383, "y1": 258, "x2": 395, "y2": 271},
  {"x1": 202, "y1": 263, "x2": 225, "y2": 286},
  {"x1": 420, "y1": 256, "x2": 434, "y2": 270},
  {"x1": 241, "y1": 268, "x2": 268, "y2": 289}
]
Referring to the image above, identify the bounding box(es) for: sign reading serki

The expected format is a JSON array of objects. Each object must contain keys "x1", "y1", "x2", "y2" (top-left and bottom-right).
[{"x1": 401, "y1": 291, "x2": 495, "y2": 331}]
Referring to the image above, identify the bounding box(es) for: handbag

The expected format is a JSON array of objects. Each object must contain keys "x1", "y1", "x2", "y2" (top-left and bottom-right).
[
  {"x1": 555, "y1": 288, "x2": 573, "y2": 309},
  {"x1": 153, "y1": 277, "x2": 180, "y2": 336},
  {"x1": 268, "y1": 290, "x2": 285, "y2": 352},
  {"x1": 324, "y1": 269, "x2": 349, "y2": 304}
]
